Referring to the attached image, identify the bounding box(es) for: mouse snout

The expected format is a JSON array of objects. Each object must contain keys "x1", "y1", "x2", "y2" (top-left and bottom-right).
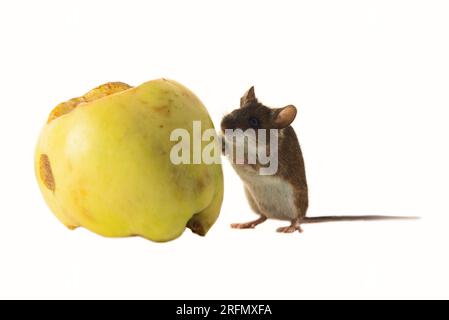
[{"x1": 220, "y1": 114, "x2": 235, "y2": 132}]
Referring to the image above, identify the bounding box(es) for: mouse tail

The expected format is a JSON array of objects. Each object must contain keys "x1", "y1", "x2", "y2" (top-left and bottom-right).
[{"x1": 302, "y1": 215, "x2": 420, "y2": 224}]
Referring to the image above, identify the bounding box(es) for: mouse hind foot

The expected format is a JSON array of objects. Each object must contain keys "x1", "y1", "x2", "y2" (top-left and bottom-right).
[
  {"x1": 276, "y1": 218, "x2": 303, "y2": 233},
  {"x1": 231, "y1": 216, "x2": 267, "y2": 229}
]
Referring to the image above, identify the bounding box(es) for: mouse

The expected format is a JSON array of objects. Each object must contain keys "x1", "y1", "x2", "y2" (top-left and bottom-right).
[{"x1": 220, "y1": 86, "x2": 418, "y2": 233}]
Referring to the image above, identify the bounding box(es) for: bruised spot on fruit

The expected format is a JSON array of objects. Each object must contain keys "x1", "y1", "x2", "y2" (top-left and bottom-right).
[
  {"x1": 196, "y1": 178, "x2": 206, "y2": 191},
  {"x1": 47, "y1": 82, "x2": 132, "y2": 123},
  {"x1": 154, "y1": 105, "x2": 168, "y2": 112},
  {"x1": 196, "y1": 171, "x2": 211, "y2": 192},
  {"x1": 186, "y1": 215, "x2": 206, "y2": 236},
  {"x1": 39, "y1": 154, "x2": 55, "y2": 192},
  {"x1": 154, "y1": 105, "x2": 171, "y2": 117}
]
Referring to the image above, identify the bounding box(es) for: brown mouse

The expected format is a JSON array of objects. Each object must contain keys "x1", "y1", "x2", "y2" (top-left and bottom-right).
[{"x1": 220, "y1": 86, "x2": 417, "y2": 233}]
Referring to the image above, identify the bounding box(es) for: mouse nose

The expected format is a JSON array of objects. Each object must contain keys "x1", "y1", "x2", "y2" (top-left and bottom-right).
[{"x1": 220, "y1": 115, "x2": 232, "y2": 132}]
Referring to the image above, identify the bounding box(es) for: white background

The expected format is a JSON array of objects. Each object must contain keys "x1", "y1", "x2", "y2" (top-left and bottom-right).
[{"x1": 0, "y1": 0, "x2": 448, "y2": 299}]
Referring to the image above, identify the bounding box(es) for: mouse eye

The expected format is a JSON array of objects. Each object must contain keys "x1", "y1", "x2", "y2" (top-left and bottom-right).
[{"x1": 248, "y1": 117, "x2": 259, "y2": 128}]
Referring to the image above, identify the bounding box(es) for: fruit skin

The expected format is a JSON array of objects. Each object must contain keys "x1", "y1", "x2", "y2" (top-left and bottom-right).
[{"x1": 35, "y1": 79, "x2": 223, "y2": 242}]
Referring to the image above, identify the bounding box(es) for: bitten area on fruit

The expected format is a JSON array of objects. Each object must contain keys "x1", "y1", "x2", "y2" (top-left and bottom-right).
[
  {"x1": 47, "y1": 82, "x2": 133, "y2": 123},
  {"x1": 39, "y1": 154, "x2": 55, "y2": 192}
]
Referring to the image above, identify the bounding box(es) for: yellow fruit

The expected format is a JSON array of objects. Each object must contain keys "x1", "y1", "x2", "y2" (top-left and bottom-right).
[{"x1": 35, "y1": 79, "x2": 223, "y2": 242}]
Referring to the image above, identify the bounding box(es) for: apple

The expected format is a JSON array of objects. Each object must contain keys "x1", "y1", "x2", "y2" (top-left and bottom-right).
[{"x1": 35, "y1": 79, "x2": 223, "y2": 242}]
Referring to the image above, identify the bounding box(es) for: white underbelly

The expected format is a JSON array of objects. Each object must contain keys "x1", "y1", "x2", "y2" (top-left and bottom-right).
[{"x1": 242, "y1": 172, "x2": 298, "y2": 220}]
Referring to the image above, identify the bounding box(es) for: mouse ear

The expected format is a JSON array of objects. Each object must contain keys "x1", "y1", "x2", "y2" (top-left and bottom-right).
[
  {"x1": 273, "y1": 105, "x2": 297, "y2": 128},
  {"x1": 240, "y1": 86, "x2": 257, "y2": 108}
]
